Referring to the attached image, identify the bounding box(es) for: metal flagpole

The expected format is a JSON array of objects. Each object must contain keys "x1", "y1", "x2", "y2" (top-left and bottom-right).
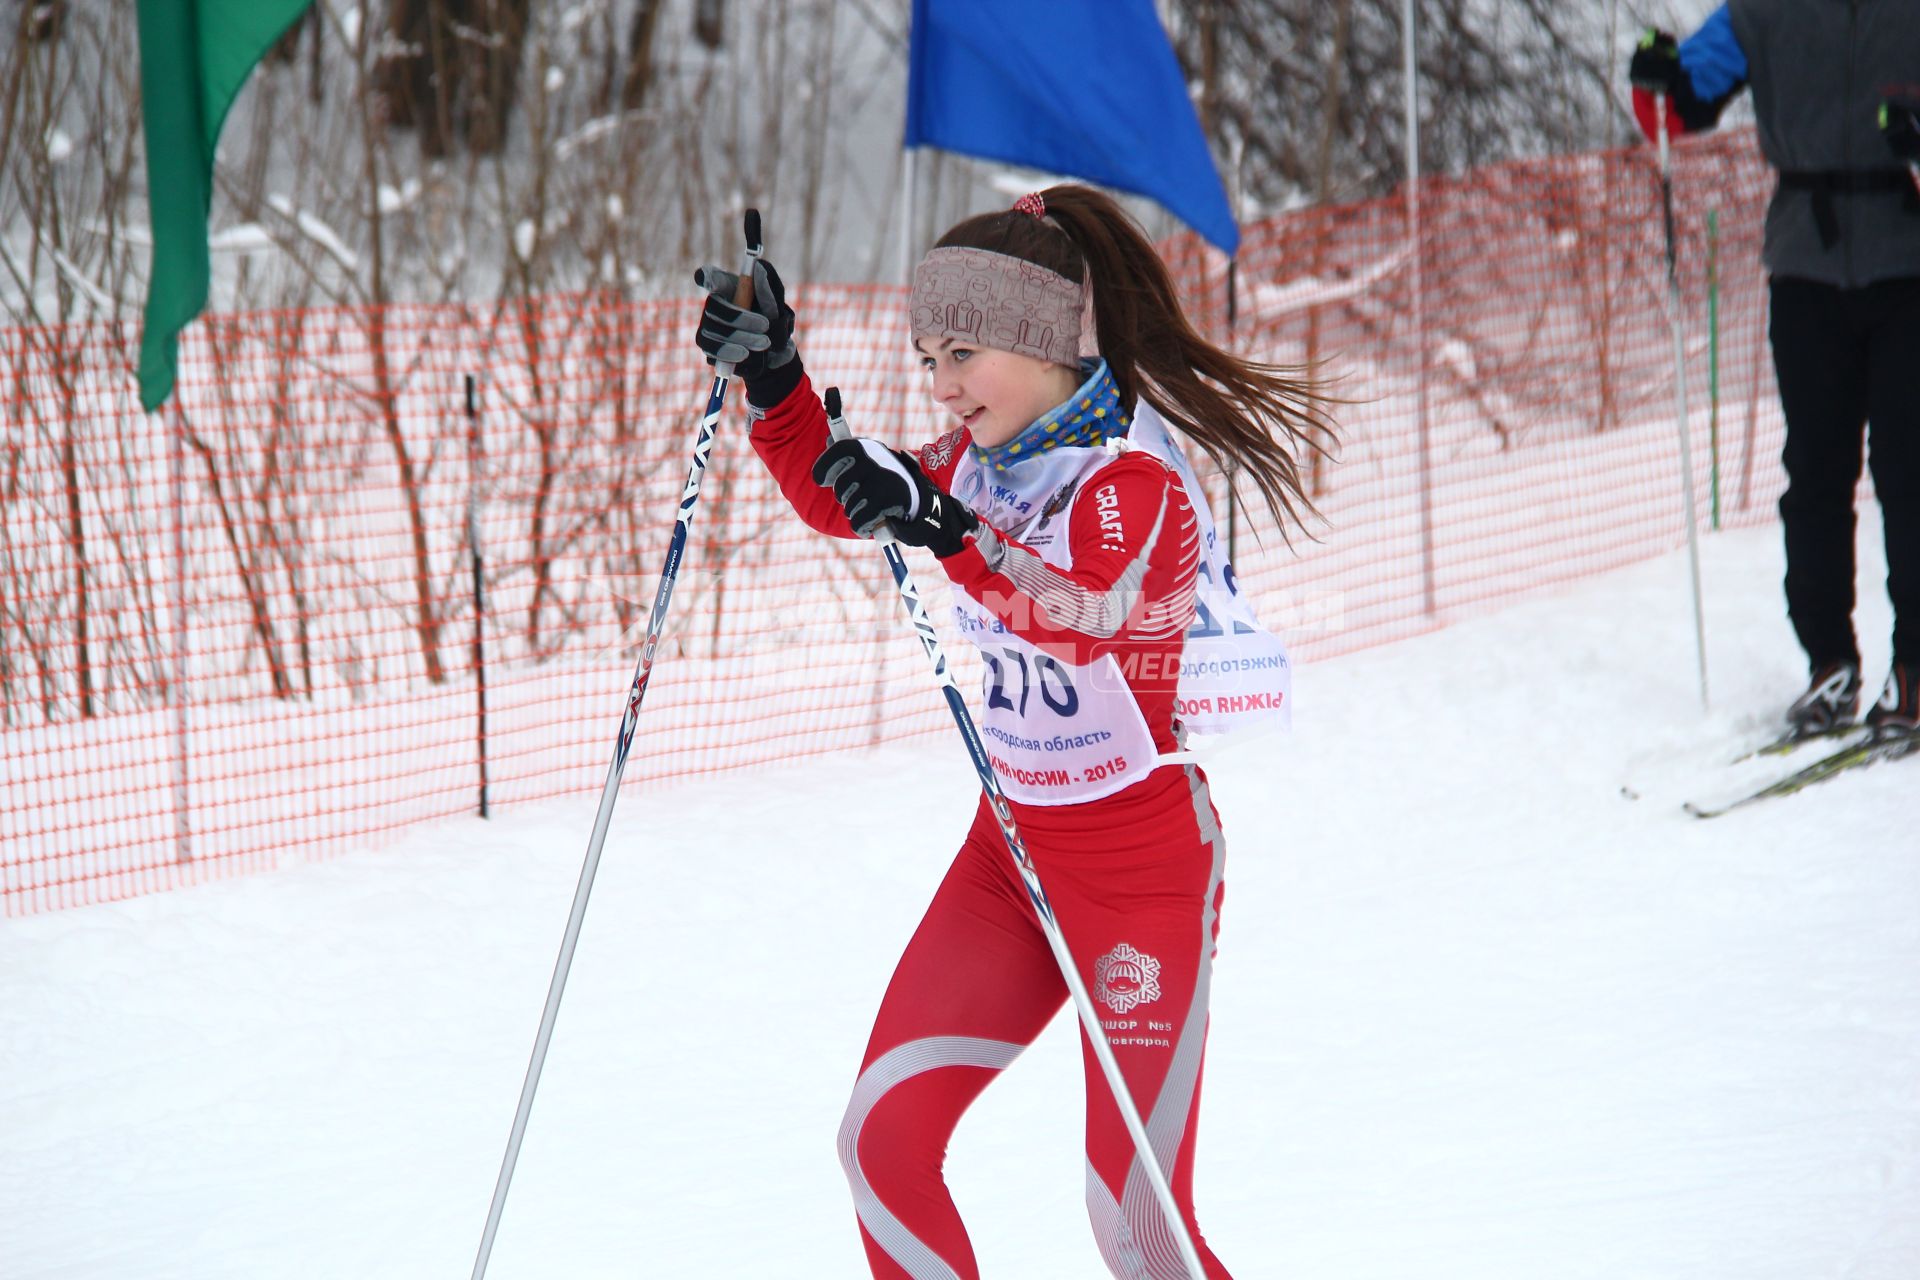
[
  {"x1": 168, "y1": 401, "x2": 191, "y2": 862},
  {"x1": 1403, "y1": 0, "x2": 1435, "y2": 617},
  {"x1": 899, "y1": 146, "x2": 918, "y2": 287}
]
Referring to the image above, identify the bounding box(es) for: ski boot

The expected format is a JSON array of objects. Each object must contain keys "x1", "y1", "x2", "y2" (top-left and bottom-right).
[
  {"x1": 1864, "y1": 662, "x2": 1919, "y2": 736},
  {"x1": 1786, "y1": 660, "x2": 1862, "y2": 737}
]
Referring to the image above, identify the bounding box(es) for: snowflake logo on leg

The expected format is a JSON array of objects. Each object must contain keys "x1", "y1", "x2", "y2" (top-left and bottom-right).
[{"x1": 1095, "y1": 943, "x2": 1162, "y2": 1014}]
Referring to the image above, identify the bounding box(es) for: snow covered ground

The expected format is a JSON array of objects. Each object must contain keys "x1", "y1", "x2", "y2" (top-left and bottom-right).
[{"x1": 4, "y1": 512, "x2": 1915, "y2": 1280}]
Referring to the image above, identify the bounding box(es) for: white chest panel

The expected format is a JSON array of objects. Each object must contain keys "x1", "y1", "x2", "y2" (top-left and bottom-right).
[
  {"x1": 950, "y1": 450, "x2": 1160, "y2": 806},
  {"x1": 947, "y1": 408, "x2": 1293, "y2": 804}
]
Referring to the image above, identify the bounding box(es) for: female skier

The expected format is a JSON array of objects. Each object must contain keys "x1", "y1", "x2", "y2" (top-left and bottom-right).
[{"x1": 693, "y1": 186, "x2": 1334, "y2": 1280}]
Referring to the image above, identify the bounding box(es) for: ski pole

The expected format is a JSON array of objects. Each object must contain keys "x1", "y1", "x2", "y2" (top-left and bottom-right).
[
  {"x1": 1884, "y1": 101, "x2": 1920, "y2": 200},
  {"x1": 824, "y1": 387, "x2": 1209, "y2": 1280},
  {"x1": 1706, "y1": 208, "x2": 1721, "y2": 532},
  {"x1": 1655, "y1": 93, "x2": 1711, "y2": 711},
  {"x1": 469, "y1": 210, "x2": 764, "y2": 1280}
]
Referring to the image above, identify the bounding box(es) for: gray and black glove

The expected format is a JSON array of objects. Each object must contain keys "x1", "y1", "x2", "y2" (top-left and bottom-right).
[
  {"x1": 693, "y1": 258, "x2": 802, "y2": 408},
  {"x1": 811, "y1": 437, "x2": 980, "y2": 558}
]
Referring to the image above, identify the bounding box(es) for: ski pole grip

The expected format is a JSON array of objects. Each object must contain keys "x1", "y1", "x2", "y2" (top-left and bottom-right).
[
  {"x1": 1654, "y1": 91, "x2": 1671, "y2": 172},
  {"x1": 824, "y1": 386, "x2": 850, "y2": 442},
  {"x1": 734, "y1": 209, "x2": 763, "y2": 309},
  {"x1": 821, "y1": 387, "x2": 896, "y2": 547}
]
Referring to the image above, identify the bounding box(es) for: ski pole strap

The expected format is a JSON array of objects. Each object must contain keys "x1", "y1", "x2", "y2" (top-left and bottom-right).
[{"x1": 1777, "y1": 168, "x2": 1920, "y2": 248}]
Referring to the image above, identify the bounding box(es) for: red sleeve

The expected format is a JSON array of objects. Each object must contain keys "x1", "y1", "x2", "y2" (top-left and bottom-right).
[
  {"x1": 747, "y1": 374, "x2": 974, "y2": 540},
  {"x1": 909, "y1": 428, "x2": 971, "y2": 488},
  {"x1": 745, "y1": 371, "x2": 856, "y2": 539},
  {"x1": 940, "y1": 453, "x2": 1201, "y2": 665}
]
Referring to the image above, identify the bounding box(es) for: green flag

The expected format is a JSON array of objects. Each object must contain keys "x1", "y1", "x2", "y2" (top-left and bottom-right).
[{"x1": 136, "y1": 0, "x2": 312, "y2": 411}]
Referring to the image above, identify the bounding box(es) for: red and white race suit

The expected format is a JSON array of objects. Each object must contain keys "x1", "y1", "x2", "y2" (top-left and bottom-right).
[{"x1": 751, "y1": 373, "x2": 1240, "y2": 1280}]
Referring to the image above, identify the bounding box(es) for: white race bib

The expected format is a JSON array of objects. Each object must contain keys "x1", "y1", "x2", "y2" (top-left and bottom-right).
[
  {"x1": 946, "y1": 405, "x2": 1292, "y2": 803},
  {"x1": 1126, "y1": 406, "x2": 1292, "y2": 738},
  {"x1": 951, "y1": 449, "x2": 1157, "y2": 805}
]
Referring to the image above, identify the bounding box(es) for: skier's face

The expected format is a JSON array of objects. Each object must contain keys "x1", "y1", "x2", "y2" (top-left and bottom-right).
[{"x1": 914, "y1": 339, "x2": 1080, "y2": 448}]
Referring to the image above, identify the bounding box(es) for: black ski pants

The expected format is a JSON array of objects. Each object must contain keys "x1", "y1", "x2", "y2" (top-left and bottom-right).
[{"x1": 1769, "y1": 275, "x2": 1920, "y2": 669}]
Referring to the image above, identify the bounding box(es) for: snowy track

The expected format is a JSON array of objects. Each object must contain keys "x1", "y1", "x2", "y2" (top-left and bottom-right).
[{"x1": 5, "y1": 519, "x2": 1915, "y2": 1279}]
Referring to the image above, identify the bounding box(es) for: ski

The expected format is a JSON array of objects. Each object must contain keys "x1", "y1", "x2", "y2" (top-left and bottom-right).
[
  {"x1": 1686, "y1": 730, "x2": 1920, "y2": 819},
  {"x1": 1729, "y1": 722, "x2": 1865, "y2": 765}
]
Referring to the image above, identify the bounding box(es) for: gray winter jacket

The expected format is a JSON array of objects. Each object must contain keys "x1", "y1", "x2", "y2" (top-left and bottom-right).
[{"x1": 1720, "y1": 0, "x2": 1920, "y2": 287}]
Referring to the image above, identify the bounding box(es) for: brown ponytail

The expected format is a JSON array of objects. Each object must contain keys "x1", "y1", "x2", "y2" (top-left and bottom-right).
[{"x1": 934, "y1": 184, "x2": 1337, "y2": 537}]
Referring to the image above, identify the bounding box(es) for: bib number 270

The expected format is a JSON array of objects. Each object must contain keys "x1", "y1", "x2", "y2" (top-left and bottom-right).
[{"x1": 982, "y1": 648, "x2": 1079, "y2": 718}]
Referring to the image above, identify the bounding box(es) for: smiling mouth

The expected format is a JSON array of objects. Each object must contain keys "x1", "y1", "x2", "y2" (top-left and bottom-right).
[{"x1": 960, "y1": 408, "x2": 984, "y2": 427}]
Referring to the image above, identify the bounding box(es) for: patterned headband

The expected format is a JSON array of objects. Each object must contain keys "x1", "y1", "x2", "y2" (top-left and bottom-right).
[{"x1": 909, "y1": 246, "x2": 1084, "y2": 367}]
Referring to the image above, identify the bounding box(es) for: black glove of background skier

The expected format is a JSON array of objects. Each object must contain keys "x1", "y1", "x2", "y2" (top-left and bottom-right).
[
  {"x1": 693, "y1": 258, "x2": 802, "y2": 408},
  {"x1": 1882, "y1": 96, "x2": 1920, "y2": 163},
  {"x1": 1627, "y1": 28, "x2": 1685, "y2": 95},
  {"x1": 812, "y1": 438, "x2": 980, "y2": 558},
  {"x1": 1627, "y1": 28, "x2": 1722, "y2": 137}
]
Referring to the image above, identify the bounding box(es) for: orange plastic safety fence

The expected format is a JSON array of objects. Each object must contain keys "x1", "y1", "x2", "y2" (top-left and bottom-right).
[{"x1": 2, "y1": 131, "x2": 1789, "y2": 915}]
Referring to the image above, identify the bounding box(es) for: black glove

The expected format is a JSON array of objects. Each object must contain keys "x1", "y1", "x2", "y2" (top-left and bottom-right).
[
  {"x1": 693, "y1": 258, "x2": 801, "y2": 408},
  {"x1": 1627, "y1": 28, "x2": 1727, "y2": 139},
  {"x1": 1628, "y1": 28, "x2": 1683, "y2": 94},
  {"x1": 1882, "y1": 97, "x2": 1920, "y2": 163},
  {"x1": 811, "y1": 438, "x2": 980, "y2": 558}
]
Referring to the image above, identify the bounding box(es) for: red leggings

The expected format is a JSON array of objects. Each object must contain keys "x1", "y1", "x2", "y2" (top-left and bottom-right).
[{"x1": 836, "y1": 765, "x2": 1234, "y2": 1280}]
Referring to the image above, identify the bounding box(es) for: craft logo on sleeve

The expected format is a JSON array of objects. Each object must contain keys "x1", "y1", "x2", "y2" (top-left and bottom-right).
[
  {"x1": 1094, "y1": 942, "x2": 1162, "y2": 1014},
  {"x1": 1093, "y1": 483, "x2": 1126, "y2": 552}
]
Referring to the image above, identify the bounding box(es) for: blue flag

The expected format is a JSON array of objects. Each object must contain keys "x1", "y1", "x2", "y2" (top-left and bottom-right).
[{"x1": 905, "y1": 0, "x2": 1237, "y2": 256}]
